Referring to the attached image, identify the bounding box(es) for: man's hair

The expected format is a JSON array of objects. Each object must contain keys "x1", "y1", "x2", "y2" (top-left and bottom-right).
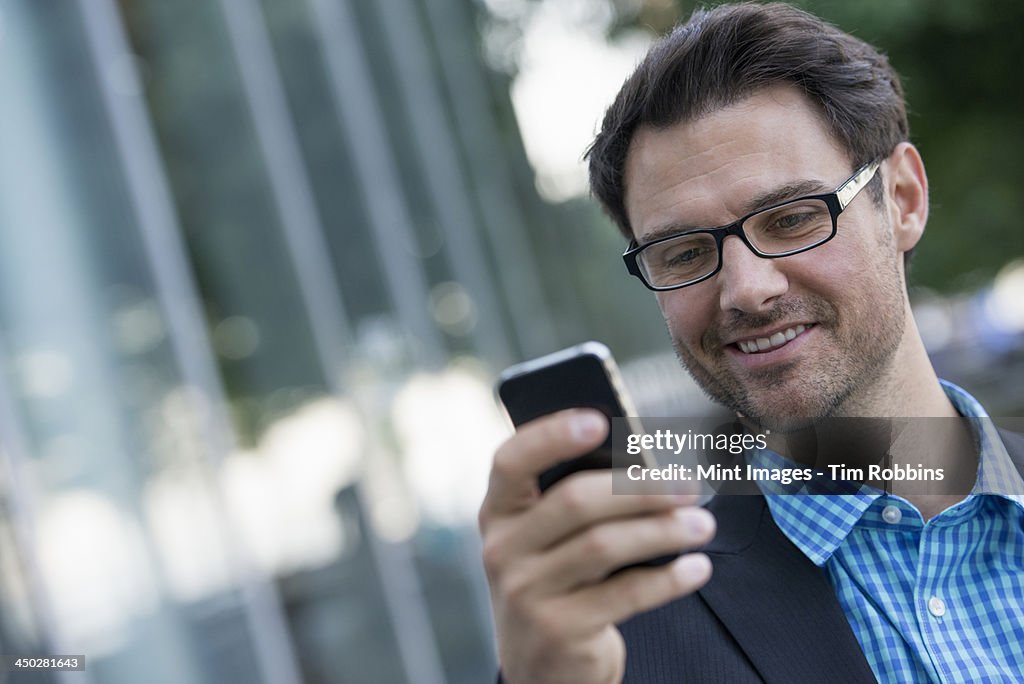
[{"x1": 587, "y1": 2, "x2": 909, "y2": 243}]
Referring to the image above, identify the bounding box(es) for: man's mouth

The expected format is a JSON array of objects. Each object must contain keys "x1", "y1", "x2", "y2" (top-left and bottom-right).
[{"x1": 734, "y1": 324, "x2": 815, "y2": 354}]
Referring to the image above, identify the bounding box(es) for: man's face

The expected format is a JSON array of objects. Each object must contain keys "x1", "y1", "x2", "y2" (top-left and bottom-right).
[{"x1": 623, "y1": 86, "x2": 910, "y2": 424}]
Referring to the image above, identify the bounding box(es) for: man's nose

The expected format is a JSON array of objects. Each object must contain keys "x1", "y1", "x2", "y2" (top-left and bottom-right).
[{"x1": 717, "y1": 235, "x2": 789, "y2": 313}]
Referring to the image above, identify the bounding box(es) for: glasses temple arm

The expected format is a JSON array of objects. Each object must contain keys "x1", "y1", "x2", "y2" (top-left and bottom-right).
[{"x1": 836, "y1": 161, "x2": 880, "y2": 210}]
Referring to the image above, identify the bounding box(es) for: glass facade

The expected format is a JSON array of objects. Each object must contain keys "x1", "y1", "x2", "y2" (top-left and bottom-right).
[{"x1": 0, "y1": 0, "x2": 599, "y2": 680}]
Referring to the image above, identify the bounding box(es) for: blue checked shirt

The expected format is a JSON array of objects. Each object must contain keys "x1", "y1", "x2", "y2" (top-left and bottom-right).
[{"x1": 756, "y1": 382, "x2": 1024, "y2": 683}]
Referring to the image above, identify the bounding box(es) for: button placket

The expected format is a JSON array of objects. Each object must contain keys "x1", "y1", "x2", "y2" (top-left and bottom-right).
[
  {"x1": 882, "y1": 504, "x2": 902, "y2": 524},
  {"x1": 927, "y1": 596, "x2": 946, "y2": 618}
]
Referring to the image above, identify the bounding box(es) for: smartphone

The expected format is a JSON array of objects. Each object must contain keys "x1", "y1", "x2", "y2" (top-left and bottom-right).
[
  {"x1": 497, "y1": 342, "x2": 676, "y2": 570},
  {"x1": 497, "y1": 341, "x2": 651, "y2": 491}
]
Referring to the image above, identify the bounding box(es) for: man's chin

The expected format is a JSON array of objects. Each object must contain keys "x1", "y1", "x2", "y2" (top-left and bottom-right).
[
  {"x1": 725, "y1": 388, "x2": 842, "y2": 433},
  {"x1": 738, "y1": 414, "x2": 826, "y2": 434}
]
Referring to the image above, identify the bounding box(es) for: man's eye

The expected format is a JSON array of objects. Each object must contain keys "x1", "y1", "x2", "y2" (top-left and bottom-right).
[
  {"x1": 663, "y1": 243, "x2": 715, "y2": 267},
  {"x1": 750, "y1": 201, "x2": 832, "y2": 241},
  {"x1": 667, "y1": 247, "x2": 703, "y2": 264},
  {"x1": 642, "y1": 233, "x2": 718, "y2": 282},
  {"x1": 769, "y1": 211, "x2": 814, "y2": 230}
]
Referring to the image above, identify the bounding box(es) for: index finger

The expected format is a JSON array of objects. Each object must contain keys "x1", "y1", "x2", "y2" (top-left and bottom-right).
[{"x1": 481, "y1": 408, "x2": 608, "y2": 520}]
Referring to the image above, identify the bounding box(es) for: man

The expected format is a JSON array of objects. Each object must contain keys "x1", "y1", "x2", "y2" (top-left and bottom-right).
[{"x1": 479, "y1": 3, "x2": 1024, "y2": 683}]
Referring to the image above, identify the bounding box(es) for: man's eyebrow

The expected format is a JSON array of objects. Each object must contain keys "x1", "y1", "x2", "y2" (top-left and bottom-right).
[
  {"x1": 638, "y1": 179, "x2": 830, "y2": 245},
  {"x1": 743, "y1": 179, "x2": 829, "y2": 214}
]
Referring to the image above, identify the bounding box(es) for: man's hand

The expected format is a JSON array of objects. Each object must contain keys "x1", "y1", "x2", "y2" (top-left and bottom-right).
[{"x1": 480, "y1": 409, "x2": 715, "y2": 684}]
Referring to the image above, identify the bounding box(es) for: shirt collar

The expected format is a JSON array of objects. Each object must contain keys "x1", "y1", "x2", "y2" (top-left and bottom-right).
[
  {"x1": 940, "y1": 379, "x2": 1024, "y2": 503},
  {"x1": 760, "y1": 380, "x2": 1022, "y2": 566}
]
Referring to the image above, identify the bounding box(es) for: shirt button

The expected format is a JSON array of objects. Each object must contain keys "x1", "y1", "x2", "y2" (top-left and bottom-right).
[
  {"x1": 928, "y1": 596, "x2": 946, "y2": 618},
  {"x1": 881, "y1": 505, "x2": 902, "y2": 524}
]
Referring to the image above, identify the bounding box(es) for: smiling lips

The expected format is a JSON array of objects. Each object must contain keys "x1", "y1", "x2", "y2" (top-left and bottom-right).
[{"x1": 735, "y1": 323, "x2": 814, "y2": 354}]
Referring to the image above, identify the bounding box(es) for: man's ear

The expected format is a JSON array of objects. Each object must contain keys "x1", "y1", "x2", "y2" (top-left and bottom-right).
[{"x1": 884, "y1": 142, "x2": 928, "y2": 253}]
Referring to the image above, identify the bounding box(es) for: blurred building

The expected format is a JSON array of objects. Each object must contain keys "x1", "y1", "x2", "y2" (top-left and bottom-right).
[{"x1": 0, "y1": 0, "x2": 610, "y2": 682}]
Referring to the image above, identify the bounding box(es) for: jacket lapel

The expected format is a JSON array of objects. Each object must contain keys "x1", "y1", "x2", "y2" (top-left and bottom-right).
[{"x1": 698, "y1": 495, "x2": 877, "y2": 683}]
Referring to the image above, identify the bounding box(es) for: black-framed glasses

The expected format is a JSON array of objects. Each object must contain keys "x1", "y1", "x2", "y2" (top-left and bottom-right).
[{"x1": 622, "y1": 161, "x2": 880, "y2": 291}]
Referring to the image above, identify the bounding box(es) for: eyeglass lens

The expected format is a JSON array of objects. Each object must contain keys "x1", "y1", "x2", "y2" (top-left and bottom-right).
[{"x1": 639, "y1": 198, "x2": 832, "y2": 287}]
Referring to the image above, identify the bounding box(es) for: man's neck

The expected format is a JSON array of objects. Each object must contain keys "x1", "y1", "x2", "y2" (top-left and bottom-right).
[
  {"x1": 868, "y1": 316, "x2": 977, "y2": 520},
  {"x1": 763, "y1": 315, "x2": 979, "y2": 520}
]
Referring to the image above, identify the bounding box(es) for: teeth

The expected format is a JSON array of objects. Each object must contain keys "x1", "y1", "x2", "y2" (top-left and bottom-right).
[{"x1": 737, "y1": 324, "x2": 809, "y2": 354}]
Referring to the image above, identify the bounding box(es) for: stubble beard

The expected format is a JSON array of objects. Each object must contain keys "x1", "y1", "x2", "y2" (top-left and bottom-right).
[{"x1": 669, "y1": 263, "x2": 907, "y2": 432}]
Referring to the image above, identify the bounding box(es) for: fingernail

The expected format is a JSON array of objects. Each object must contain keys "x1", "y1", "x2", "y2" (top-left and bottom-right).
[
  {"x1": 694, "y1": 513, "x2": 714, "y2": 536},
  {"x1": 570, "y1": 411, "x2": 605, "y2": 442},
  {"x1": 675, "y1": 509, "x2": 711, "y2": 536},
  {"x1": 674, "y1": 554, "x2": 711, "y2": 582}
]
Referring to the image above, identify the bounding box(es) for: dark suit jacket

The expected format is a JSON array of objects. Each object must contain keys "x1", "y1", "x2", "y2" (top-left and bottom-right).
[
  {"x1": 500, "y1": 429, "x2": 1024, "y2": 683},
  {"x1": 619, "y1": 493, "x2": 876, "y2": 682}
]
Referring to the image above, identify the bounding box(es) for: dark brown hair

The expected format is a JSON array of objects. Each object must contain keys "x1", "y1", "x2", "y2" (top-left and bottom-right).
[{"x1": 587, "y1": 2, "x2": 908, "y2": 239}]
